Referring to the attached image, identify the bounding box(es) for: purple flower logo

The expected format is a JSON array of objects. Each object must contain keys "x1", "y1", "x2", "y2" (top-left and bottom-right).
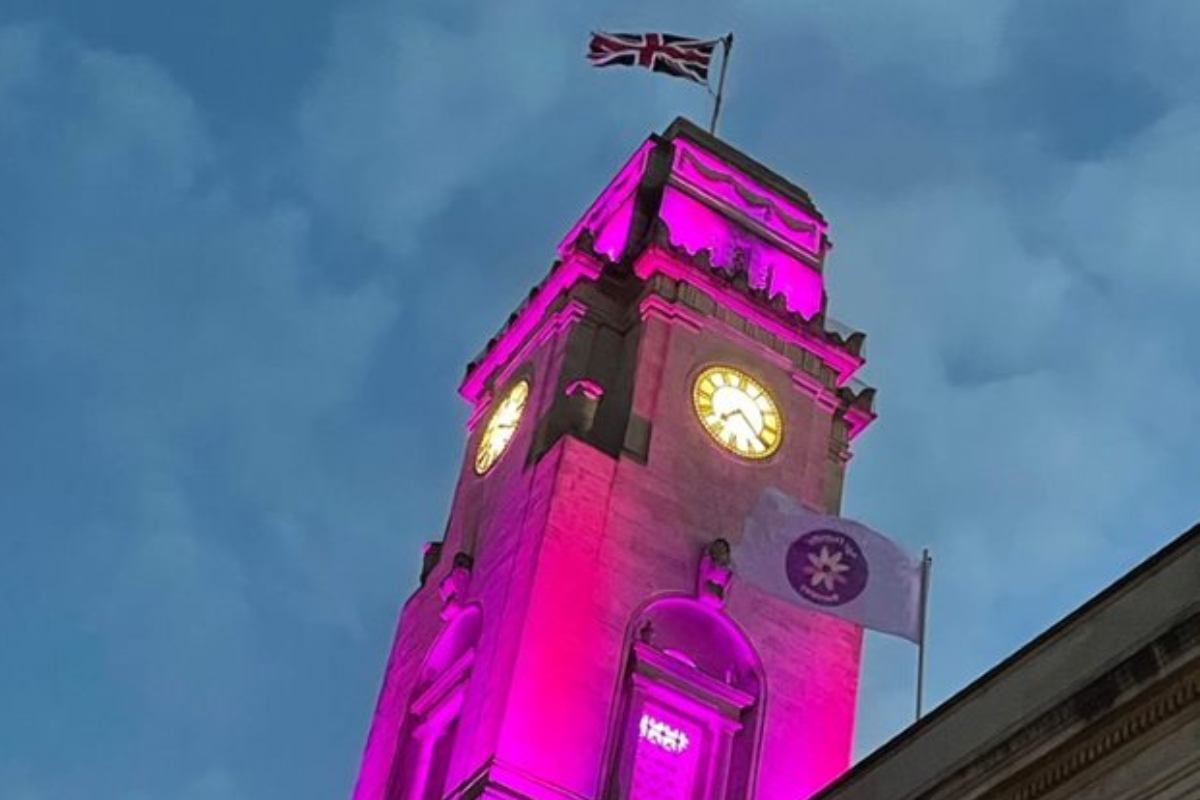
[{"x1": 786, "y1": 530, "x2": 868, "y2": 606}]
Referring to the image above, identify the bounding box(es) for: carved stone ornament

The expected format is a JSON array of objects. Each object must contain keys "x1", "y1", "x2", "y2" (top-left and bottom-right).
[
  {"x1": 698, "y1": 538, "x2": 734, "y2": 607},
  {"x1": 438, "y1": 551, "x2": 475, "y2": 621}
]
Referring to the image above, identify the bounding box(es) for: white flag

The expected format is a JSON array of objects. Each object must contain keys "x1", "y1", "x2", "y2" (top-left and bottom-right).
[{"x1": 732, "y1": 489, "x2": 925, "y2": 642}]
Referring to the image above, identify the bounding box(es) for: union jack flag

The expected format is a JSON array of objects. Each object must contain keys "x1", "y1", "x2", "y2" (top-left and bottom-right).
[{"x1": 587, "y1": 32, "x2": 719, "y2": 85}]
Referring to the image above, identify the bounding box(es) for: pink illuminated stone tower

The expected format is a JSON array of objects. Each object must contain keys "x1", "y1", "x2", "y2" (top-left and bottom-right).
[{"x1": 354, "y1": 118, "x2": 877, "y2": 800}]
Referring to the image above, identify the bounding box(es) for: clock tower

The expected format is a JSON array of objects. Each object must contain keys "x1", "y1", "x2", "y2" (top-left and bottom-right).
[{"x1": 353, "y1": 118, "x2": 876, "y2": 800}]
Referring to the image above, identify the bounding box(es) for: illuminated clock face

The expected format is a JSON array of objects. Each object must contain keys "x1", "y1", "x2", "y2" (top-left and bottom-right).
[
  {"x1": 692, "y1": 366, "x2": 782, "y2": 459},
  {"x1": 474, "y1": 379, "x2": 530, "y2": 475}
]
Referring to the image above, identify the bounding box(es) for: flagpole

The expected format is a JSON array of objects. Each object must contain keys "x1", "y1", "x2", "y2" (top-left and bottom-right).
[
  {"x1": 708, "y1": 33, "x2": 734, "y2": 135},
  {"x1": 915, "y1": 549, "x2": 933, "y2": 721}
]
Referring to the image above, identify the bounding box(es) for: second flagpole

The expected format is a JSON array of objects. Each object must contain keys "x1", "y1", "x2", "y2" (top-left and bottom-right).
[
  {"x1": 708, "y1": 33, "x2": 734, "y2": 135},
  {"x1": 915, "y1": 549, "x2": 933, "y2": 720}
]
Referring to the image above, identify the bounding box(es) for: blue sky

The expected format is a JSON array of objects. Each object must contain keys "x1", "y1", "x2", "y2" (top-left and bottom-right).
[{"x1": 2, "y1": 1, "x2": 1198, "y2": 797}]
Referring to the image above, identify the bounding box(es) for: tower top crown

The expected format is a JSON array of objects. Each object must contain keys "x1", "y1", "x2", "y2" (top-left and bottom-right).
[
  {"x1": 557, "y1": 116, "x2": 832, "y2": 310},
  {"x1": 461, "y1": 118, "x2": 873, "y2": 438}
]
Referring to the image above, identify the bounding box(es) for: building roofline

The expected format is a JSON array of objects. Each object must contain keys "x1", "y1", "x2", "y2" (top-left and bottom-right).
[{"x1": 815, "y1": 519, "x2": 1200, "y2": 799}]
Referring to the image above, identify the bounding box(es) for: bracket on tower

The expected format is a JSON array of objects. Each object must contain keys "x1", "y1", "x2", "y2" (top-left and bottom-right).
[
  {"x1": 698, "y1": 538, "x2": 734, "y2": 608},
  {"x1": 438, "y1": 551, "x2": 475, "y2": 620}
]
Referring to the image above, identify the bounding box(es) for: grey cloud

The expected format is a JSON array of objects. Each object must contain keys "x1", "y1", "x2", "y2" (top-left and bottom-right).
[
  {"x1": 177, "y1": 767, "x2": 246, "y2": 800},
  {"x1": 4, "y1": 0, "x2": 1200, "y2": 795},
  {"x1": 294, "y1": 0, "x2": 1200, "y2": 764},
  {"x1": 1, "y1": 20, "x2": 400, "y2": 798},
  {"x1": 710, "y1": 0, "x2": 1200, "y2": 755},
  {"x1": 298, "y1": 0, "x2": 574, "y2": 255},
  {"x1": 991, "y1": 0, "x2": 1169, "y2": 161}
]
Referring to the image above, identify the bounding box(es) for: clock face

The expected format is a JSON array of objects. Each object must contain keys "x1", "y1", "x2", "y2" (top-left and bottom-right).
[
  {"x1": 474, "y1": 379, "x2": 530, "y2": 475},
  {"x1": 692, "y1": 366, "x2": 782, "y2": 459}
]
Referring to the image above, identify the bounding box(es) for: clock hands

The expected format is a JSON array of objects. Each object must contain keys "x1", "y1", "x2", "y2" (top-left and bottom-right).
[
  {"x1": 694, "y1": 368, "x2": 780, "y2": 458},
  {"x1": 719, "y1": 407, "x2": 759, "y2": 433},
  {"x1": 474, "y1": 379, "x2": 530, "y2": 475}
]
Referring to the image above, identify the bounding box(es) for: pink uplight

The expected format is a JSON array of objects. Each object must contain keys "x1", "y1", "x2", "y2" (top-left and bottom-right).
[
  {"x1": 558, "y1": 140, "x2": 655, "y2": 261},
  {"x1": 565, "y1": 378, "x2": 605, "y2": 400},
  {"x1": 658, "y1": 186, "x2": 824, "y2": 318},
  {"x1": 670, "y1": 139, "x2": 827, "y2": 258},
  {"x1": 635, "y1": 246, "x2": 865, "y2": 386},
  {"x1": 460, "y1": 254, "x2": 603, "y2": 404},
  {"x1": 361, "y1": 122, "x2": 872, "y2": 800}
]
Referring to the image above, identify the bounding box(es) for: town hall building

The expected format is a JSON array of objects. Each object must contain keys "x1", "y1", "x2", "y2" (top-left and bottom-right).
[
  {"x1": 352, "y1": 118, "x2": 875, "y2": 800},
  {"x1": 350, "y1": 119, "x2": 1200, "y2": 800}
]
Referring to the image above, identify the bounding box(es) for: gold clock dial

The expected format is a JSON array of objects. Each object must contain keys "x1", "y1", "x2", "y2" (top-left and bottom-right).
[
  {"x1": 692, "y1": 366, "x2": 782, "y2": 459},
  {"x1": 474, "y1": 379, "x2": 530, "y2": 475}
]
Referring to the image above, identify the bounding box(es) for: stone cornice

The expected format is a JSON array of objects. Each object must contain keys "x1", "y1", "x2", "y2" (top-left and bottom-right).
[
  {"x1": 645, "y1": 221, "x2": 865, "y2": 359},
  {"x1": 462, "y1": 122, "x2": 872, "y2": 420},
  {"x1": 460, "y1": 246, "x2": 606, "y2": 404},
  {"x1": 991, "y1": 657, "x2": 1200, "y2": 800},
  {"x1": 634, "y1": 258, "x2": 876, "y2": 437},
  {"x1": 932, "y1": 612, "x2": 1200, "y2": 800},
  {"x1": 452, "y1": 757, "x2": 591, "y2": 800},
  {"x1": 460, "y1": 229, "x2": 874, "y2": 434},
  {"x1": 668, "y1": 143, "x2": 826, "y2": 269}
]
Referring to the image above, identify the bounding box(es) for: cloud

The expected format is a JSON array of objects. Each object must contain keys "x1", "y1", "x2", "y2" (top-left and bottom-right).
[
  {"x1": 298, "y1": 0, "x2": 574, "y2": 255},
  {"x1": 286, "y1": 0, "x2": 1200, "y2": 765},
  {"x1": 779, "y1": 2, "x2": 1200, "y2": 753},
  {"x1": 177, "y1": 766, "x2": 247, "y2": 800},
  {"x1": 4, "y1": 0, "x2": 1200, "y2": 795},
  {"x1": 0, "y1": 20, "x2": 399, "y2": 798},
  {"x1": 765, "y1": 0, "x2": 1014, "y2": 84}
]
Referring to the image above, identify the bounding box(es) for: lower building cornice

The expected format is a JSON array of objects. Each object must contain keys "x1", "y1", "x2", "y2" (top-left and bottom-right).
[
  {"x1": 925, "y1": 611, "x2": 1200, "y2": 800},
  {"x1": 991, "y1": 657, "x2": 1200, "y2": 800}
]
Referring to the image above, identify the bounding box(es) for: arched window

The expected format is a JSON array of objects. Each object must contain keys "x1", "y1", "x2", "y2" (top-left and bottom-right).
[
  {"x1": 389, "y1": 605, "x2": 481, "y2": 800},
  {"x1": 605, "y1": 597, "x2": 764, "y2": 800}
]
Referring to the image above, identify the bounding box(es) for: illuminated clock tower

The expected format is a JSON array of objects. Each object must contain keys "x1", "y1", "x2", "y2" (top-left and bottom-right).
[{"x1": 353, "y1": 118, "x2": 876, "y2": 800}]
